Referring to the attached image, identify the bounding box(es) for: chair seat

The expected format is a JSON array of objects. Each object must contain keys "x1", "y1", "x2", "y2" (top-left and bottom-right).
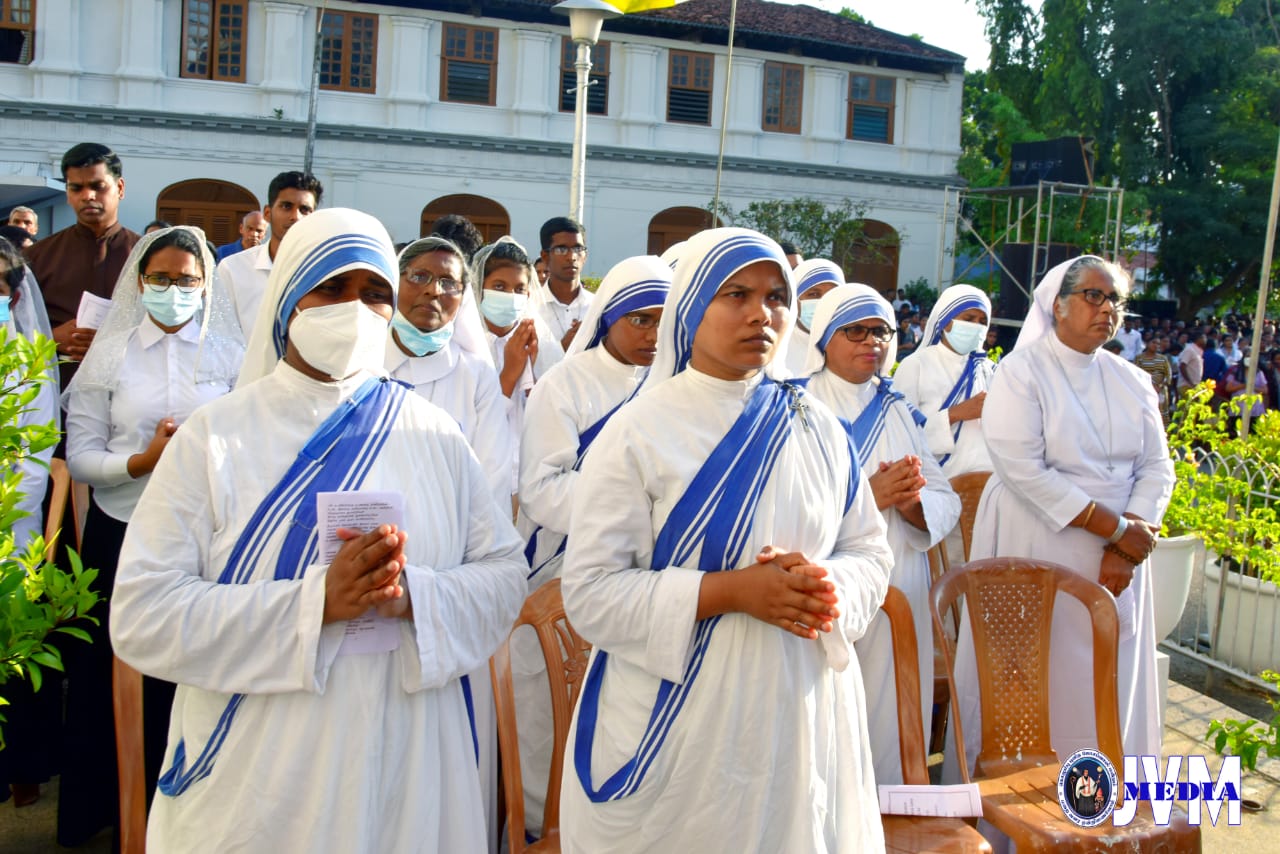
[
  {"x1": 883, "y1": 814, "x2": 992, "y2": 853},
  {"x1": 977, "y1": 764, "x2": 1201, "y2": 853}
]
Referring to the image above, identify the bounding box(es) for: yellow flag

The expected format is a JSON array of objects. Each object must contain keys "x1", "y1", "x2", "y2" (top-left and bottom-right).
[{"x1": 609, "y1": 0, "x2": 688, "y2": 14}]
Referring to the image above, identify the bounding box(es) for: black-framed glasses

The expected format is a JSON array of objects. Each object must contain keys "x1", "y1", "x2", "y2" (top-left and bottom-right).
[
  {"x1": 1071, "y1": 288, "x2": 1127, "y2": 310},
  {"x1": 624, "y1": 313, "x2": 660, "y2": 329},
  {"x1": 403, "y1": 270, "x2": 463, "y2": 296},
  {"x1": 838, "y1": 323, "x2": 896, "y2": 344},
  {"x1": 549, "y1": 245, "x2": 587, "y2": 257},
  {"x1": 141, "y1": 274, "x2": 202, "y2": 293}
]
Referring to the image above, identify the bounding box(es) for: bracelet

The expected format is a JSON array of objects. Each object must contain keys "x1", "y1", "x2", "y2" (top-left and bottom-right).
[
  {"x1": 1107, "y1": 516, "x2": 1129, "y2": 544},
  {"x1": 1081, "y1": 501, "x2": 1097, "y2": 529},
  {"x1": 1105, "y1": 544, "x2": 1143, "y2": 566}
]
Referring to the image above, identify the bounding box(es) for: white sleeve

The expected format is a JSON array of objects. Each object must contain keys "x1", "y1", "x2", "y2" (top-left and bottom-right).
[
  {"x1": 518, "y1": 372, "x2": 581, "y2": 537},
  {"x1": 65, "y1": 383, "x2": 133, "y2": 487},
  {"x1": 905, "y1": 432, "x2": 961, "y2": 552}
]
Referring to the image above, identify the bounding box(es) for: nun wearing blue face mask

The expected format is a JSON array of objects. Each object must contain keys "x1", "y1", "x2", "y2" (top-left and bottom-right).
[
  {"x1": 891, "y1": 283, "x2": 995, "y2": 478},
  {"x1": 782, "y1": 257, "x2": 846, "y2": 378}
]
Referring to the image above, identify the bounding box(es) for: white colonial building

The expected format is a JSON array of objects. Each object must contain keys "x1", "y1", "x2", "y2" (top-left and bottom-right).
[{"x1": 0, "y1": 0, "x2": 964, "y2": 289}]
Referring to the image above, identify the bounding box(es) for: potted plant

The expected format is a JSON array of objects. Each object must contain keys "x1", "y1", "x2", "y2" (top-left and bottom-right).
[{"x1": 0, "y1": 329, "x2": 99, "y2": 748}]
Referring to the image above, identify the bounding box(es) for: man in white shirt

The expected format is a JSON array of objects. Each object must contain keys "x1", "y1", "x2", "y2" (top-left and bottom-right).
[
  {"x1": 1178, "y1": 331, "x2": 1205, "y2": 392},
  {"x1": 217, "y1": 171, "x2": 322, "y2": 338},
  {"x1": 1117, "y1": 315, "x2": 1144, "y2": 361},
  {"x1": 535, "y1": 217, "x2": 593, "y2": 351}
]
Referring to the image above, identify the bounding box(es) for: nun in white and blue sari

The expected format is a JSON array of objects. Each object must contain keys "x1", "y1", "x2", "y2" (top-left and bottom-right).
[
  {"x1": 109, "y1": 209, "x2": 528, "y2": 853},
  {"x1": 782, "y1": 257, "x2": 846, "y2": 378},
  {"x1": 559, "y1": 228, "x2": 892, "y2": 853},
  {"x1": 803, "y1": 285, "x2": 959, "y2": 786}
]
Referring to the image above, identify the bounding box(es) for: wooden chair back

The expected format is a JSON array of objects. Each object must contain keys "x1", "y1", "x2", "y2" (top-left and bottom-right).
[
  {"x1": 948, "y1": 472, "x2": 991, "y2": 562},
  {"x1": 43, "y1": 458, "x2": 71, "y2": 562},
  {"x1": 491, "y1": 579, "x2": 591, "y2": 853},
  {"x1": 113, "y1": 655, "x2": 147, "y2": 854},
  {"x1": 931, "y1": 557, "x2": 1122, "y2": 780}
]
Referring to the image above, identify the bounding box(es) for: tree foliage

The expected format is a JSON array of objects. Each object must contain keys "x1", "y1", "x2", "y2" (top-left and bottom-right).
[{"x1": 708, "y1": 196, "x2": 900, "y2": 272}]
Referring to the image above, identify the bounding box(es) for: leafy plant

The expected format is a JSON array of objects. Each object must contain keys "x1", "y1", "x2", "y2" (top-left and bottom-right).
[
  {"x1": 1208, "y1": 669, "x2": 1280, "y2": 771},
  {"x1": 0, "y1": 329, "x2": 99, "y2": 749}
]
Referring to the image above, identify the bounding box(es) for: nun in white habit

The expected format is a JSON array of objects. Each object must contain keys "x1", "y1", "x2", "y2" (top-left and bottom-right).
[
  {"x1": 782, "y1": 258, "x2": 845, "y2": 378},
  {"x1": 946, "y1": 255, "x2": 1171, "y2": 784},
  {"x1": 385, "y1": 235, "x2": 510, "y2": 507},
  {"x1": 559, "y1": 228, "x2": 892, "y2": 853},
  {"x1": 110, "y1": 208, "x2": 528, "y2": 853},
  {"x1": 803, "y1": 284, "x2": 959, "y2": 786},
  {"x1": 891, "y1": 283, "x2": 995, "y2": 479}
]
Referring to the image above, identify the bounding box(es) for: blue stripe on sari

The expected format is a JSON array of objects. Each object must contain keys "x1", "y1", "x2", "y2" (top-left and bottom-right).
[
  {"x1": 936, "y1": 351, "x2": 986, "y2": 465},
  {"x1": 796, "y1": 261, "x2": 843, "y2": 295},
  {"x1": 158, "y1": 376, "x2": 409, "y2": 798},
  {"x1": 843, "y1": 376, "x2": 926, "y2": 460},
  {"x1": 583, "y1": 279, "x2": 669, "y2": 351},
  {"x1": 816, "y1": 296, "x2": 893, "y2": 352},
  {"x1": 928, "y1": 295, "x2": 987, "y2": 346}
]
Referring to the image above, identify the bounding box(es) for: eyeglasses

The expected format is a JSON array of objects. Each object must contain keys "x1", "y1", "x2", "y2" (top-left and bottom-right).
[
  {"x1": 403, "y1": 270, "x2": 463, "y2": 296},
  {"x1": 549, "y1": 245, "x2": 587, "y2": 257},
  {"x1": 839, "y1": 324, "x2": 896, "y2": 344},
  {"x1": 624, "y1": 313, "x2": 660, "y2": 329},
  {"x1": 141, "y1": 274, "x2": 202, "y2": 293},
  {"x1": 1071, "y1": 288, "x2": 1127, "y2": 310}
]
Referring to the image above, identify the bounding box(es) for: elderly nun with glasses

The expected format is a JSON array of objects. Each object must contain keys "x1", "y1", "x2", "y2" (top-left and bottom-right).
[
  {"x1": 946, "y1": 255, "x2": 1174, "y2": 783},
  {"x1": 802, "y1": 284, "x2": 959, "y2": 787}
]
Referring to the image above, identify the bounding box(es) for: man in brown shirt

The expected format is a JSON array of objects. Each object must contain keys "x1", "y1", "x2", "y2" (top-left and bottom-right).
[{"x1": 24, "y1": 142, "x2": 140, "y2": 387}]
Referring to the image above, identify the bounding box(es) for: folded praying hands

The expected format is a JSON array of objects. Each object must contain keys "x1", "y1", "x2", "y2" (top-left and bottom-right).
[{"x1": 322, "y1": 524, "x2": 412, "y2": 623}]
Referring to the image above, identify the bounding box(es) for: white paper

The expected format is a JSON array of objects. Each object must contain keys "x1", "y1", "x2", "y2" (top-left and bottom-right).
[
  {"x1": 878, "y1": 783, "x2": 984, "y2": 817},
  {"x1": 75, "y1": 292, "x2": 113, "y2": 330},
  {"x1": 1115, "y1": 586, "x2": 1137, "y2": 643},
  {"x1": 316, "y1": 490, "x2": 406, "y2": 656}
]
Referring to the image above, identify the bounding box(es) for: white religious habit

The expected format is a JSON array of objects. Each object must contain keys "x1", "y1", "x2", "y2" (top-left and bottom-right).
[
  {"x1": 216, "y1": 241, "x2": 272, "y2": 339},
  {"x1": 946, "y1": 255, "x2": 1173, "y2": 784},
  {"x1": 110, "y1": 209, "x2": 528, "y2": 854},
  {"x1": 803, "y1": 284, "x2": 959, "y2": 787},
  {"x1": 559, "y1": 228, "x2": 893, "y2": 853}
]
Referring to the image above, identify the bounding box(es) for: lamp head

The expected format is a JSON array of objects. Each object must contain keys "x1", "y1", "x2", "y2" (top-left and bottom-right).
[{"x1": 552, "y1": 0, "x2": 622, "y2": 45}]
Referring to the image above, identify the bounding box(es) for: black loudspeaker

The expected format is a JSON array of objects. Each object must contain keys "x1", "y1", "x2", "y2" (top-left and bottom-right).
[
  {"x1": 1009, "y1": 137, "x2": 1095, "y2": 186},
  {"x1": 996, "y1": 242, "x2": 1079, "y2": 322}
]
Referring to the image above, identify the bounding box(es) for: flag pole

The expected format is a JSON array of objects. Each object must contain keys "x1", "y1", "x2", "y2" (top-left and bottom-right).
[{"x1": 710, "y1": 0, "x2": 739, "y2": 225}]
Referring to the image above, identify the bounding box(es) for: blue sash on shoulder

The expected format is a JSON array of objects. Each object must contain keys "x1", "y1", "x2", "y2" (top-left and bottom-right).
[
  {"x1": 937, "y1": 352, "x2": 986, "y2": 466},
  {"x1": 158, "y1": 376, "x2": 409, "y2": 798},
  {"x1": 844, "y1": 376, "x2": 928, "y2": 461},
  {"x1": 573, "y1": 378, "x2": 847, "y2": 803}
]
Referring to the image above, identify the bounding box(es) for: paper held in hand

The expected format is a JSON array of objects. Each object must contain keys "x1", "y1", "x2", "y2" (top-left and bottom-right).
[
  {"x1": 317, "y1": 490, "x2": 406, "y2": 656},
  {"x1": 878, "y1": 783, "x2": 983, "y2": 817},
  {"x1": 76, "y1": 292, "x2": 112, "y2": 329}
]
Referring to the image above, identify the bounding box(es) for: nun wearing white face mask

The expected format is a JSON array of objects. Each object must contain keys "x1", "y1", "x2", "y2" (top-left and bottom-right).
[
  {"x1": 110, "y1": 209, "x2": 527, "y2": 853},
  {"x1": 559, "y1": 228, "x2": 891, "y2": 853},
  {"x1": 60, "y1": 225, "x2": 243, "y2": 842},
  {"x1": 802, "y1": 284, "x2": 959, "y2": 788},
  {"x1": 891, "y1": 283, "x2": 996, "y2": 478}
]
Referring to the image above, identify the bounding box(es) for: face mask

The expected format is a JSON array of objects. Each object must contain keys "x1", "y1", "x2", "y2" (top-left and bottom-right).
[
  {"x1": 944, "y1": 318, "x2": 987, "y2": 354},
  {"x1": 289, "y1": 299, "x2": 389, "y2": 380},
  {"x1": 480, "y1": 290, "x2": 528, "y2": 329},
  {"x1": 797, "y1": 299, "x2": 819, "y2": 331},
  {"x1": 392, "y1": 311, "x2": 453, "y2": 357},
  {"x1": 0, "y1": 296, "x2": 10, "y2": 324},
  {"x1": 141, "y1": 286, "x2": 203, "y2": 328}
]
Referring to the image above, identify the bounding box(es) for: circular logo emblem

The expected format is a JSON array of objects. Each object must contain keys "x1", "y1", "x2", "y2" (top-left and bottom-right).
[{"x1": 1057, "y1": 748, "x2": 1118, "y2": 827}]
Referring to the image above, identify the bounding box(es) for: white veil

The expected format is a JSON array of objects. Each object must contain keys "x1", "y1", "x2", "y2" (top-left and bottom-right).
[
  {"x1": 803, "y1": 284, "x2": 898, "y2": 377},
  {"x1": 563, "y1": 255, "x2": 671, "y2": 359}
]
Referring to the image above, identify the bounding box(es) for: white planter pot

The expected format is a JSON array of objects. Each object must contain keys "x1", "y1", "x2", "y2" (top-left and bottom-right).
[
  {"x1": 1203, "y1": 557, "x2": 1280, "y2": 674},
  {"x1": 1149, "y1": 534, "x2": 1200, "y2": 641}
]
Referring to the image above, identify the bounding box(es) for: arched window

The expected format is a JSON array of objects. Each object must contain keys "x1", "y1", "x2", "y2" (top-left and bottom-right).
[
  {"x1": 647, "y1": 206, "x2": 718, "y2": 255},
  {"x1": 835, "y1": 219, "x2": 900, "y2": 297},
  {"x1": 155, "y1": 179, "x2": 259, "y2": 247},
  {"x1": 420, "y1": 195, "x2": 510, "y2": 242}
]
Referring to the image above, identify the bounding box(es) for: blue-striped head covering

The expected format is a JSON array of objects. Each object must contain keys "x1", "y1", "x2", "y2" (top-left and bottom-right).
[
  {"x1": 793, "y1": 258, "x2": 844, "y2": 296},
  {"x1": 238, "y1": 208, "x2": 398, "y2": 386},
  {"x1": 803, "y1": 284, "x2": 897, "y2": 376},
  {"x1": 921, "y1": 283, "x2": 991, "y2": 347},
  {"x1": 645, "y1": 228, "x2": 794, "y2": 390},
  {"x1": 566, "y1": 255, "x2": 672, "y2": 358}
]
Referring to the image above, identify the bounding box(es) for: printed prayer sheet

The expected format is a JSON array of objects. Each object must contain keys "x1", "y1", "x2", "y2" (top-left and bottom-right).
[
  {"x1": 878, "y1": 783, "x2": 983, "y2": 817},
  {"x1": 76, "y1": 291, "x2": 113, "y2": 329},
  {"x1": 317, "y1": 490, "x2": 406, "y2": 656}
]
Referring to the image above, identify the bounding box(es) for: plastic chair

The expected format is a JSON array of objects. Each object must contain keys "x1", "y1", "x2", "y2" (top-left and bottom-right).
[
  {"x1": 932, "y1": 557, "x2": 1201, "y2": 852},
  {"x1": 947, "y1": 471, "x2": 991, "y2": 562},
  {"x1": 491, "y1": 579, "x2": 591, "y2": 853},
  {"x1": 927, "y1": 542, "x2": 955, "y2": 756},
  {"x1": 879, "y1": 585, "x2": 991, "y2": 853},
  {"x1": 42, "y1": 458, "x2": 71, "y2": 562},
  {"x1": 113, "y1": 656, "x2": 147, "y2": 854}
]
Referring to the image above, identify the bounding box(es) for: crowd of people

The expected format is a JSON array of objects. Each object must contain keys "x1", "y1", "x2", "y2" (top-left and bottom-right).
[{"x1": 0, "y1": 140, "x2": 1205, "y2": 852}]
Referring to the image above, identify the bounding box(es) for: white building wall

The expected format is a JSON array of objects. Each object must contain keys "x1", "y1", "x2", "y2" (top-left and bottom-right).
[{"x1": 0, "y1": 0, "x2": 963, "y2": 287}]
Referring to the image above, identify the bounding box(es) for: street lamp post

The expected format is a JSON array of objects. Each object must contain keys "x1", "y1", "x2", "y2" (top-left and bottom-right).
[{"x1": 552, "y1": 0, "x2": 620, "y2": 224}]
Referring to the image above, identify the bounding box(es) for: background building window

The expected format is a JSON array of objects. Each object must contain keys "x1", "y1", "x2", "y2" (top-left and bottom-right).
[
  {"x1": 319, "y1": 11, "x2": 377, "y2": 93},
  {"x1": 155, "y1": 179, "x2": 260, "y2": 247},
  {"x1": 762, "y1": 61, "x2": 803, "y2": 134},
  {"x1": 667, "y1": 50, "x2": 713, "y2": 125},
  {"x1": 0, "y1": 0, "x2": 35, "y2": 65},
  {"x1": 847, "y1": 74, "x2": 895, "y2": 143},
  {"x1": 559, "y1": 37, "x2": 609, "y2": 115},
  {"x1": 421, "y1": 194, "x2": 509, "y2": 242},
  {"x1": 442, "y1": 24, "x2": 497, "y2": 105},
  {"x1": 180, "y1": 0, "x2": 245, "y2": 82}
]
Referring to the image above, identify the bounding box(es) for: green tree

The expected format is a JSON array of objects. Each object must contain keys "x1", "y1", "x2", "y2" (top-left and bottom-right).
[{"x1": 708, "y1": 196, "x2": 900, "y2": 273}]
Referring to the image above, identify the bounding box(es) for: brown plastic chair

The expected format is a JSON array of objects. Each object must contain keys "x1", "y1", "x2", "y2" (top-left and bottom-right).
[
  {"x1": 113, "y1": 656, "x2": 147, "y2": 854},
  {"x1": 932, "y1": 557, "x2": 1201, "y2": 852},
  {"x1": 926, "y1": 543, "x2": 955, "y2": 756},
  {"x1": 491, "y1": 579, "x2": 591, "y2": 853},
  {"x1": 879, "y1": 585, "x2": 991, "y2": 853},
  {"x1": 42, "y1": 458, "x2": 71, "y2": 562},
  {"x1": 947, "y1": 471, "x2": 991, "y2": 562}
]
